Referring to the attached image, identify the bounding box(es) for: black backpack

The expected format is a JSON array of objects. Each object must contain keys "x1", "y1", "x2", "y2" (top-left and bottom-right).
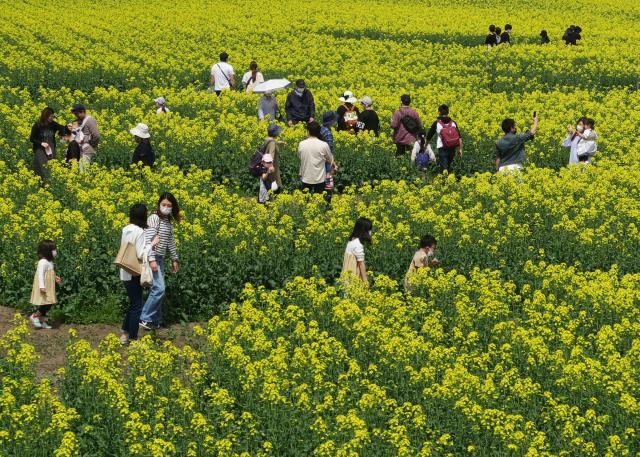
[
  {"x1": 400, "y1": 109, "x2": 420, "y2": 134},
  {"x1": 248, "y1": 140, "x2": 272, "y2": 177}
]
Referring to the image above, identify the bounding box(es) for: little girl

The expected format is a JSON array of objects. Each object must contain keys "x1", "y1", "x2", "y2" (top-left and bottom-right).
[{"x1": 30, "y1": 240, "x2": 61, "y2": 329}]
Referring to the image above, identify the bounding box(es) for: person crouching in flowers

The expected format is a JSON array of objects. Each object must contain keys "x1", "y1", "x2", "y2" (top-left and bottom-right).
[
  {"x1": 139, "y1": 192, "x2": 181, "y2": 330},
  {"x1": 404, "y1": 235, "x2": 438, "y2": 290},
  {"x1": 30, "y1": 240, "x2": 61, "y2": 329},
  {"x1": 341, "y1": 218, "x2": 372, "y2": 285},
  {"x1": 258, "y1": 153, "x2": 277, "y2": 203},
  {"x1": 119, "y1": 204, "x2": 159, "y2": 345}
]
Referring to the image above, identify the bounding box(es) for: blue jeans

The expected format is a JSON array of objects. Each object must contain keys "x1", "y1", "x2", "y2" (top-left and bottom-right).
[
  {"x1": 122, "y1": 277, "x2": 143, "y2": 340},
  {"x1": 140, "y1": 256, "x2": 165, "y2": 325},
  {"x1": 439, "y1": 147, "x2": 456, "y2": 172}
]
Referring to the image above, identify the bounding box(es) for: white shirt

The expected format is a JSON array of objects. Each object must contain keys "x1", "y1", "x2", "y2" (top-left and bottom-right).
[
  {"x1": 345, "y1": 238, "x2": 365, "y2": 261},
  {"x1": 562, "y1": 134, "x2": 581, "y2": 164},
  {"x1": 242, "y1": 71, "x2": 265, "y2": 93},
  {"x1": 119, "y1": 224, "x2": 150, "y2": 281},
  {"x1": 36, "y1": 259, "x2": 54, "y2": 288},
  {"x1": 577, "y1": 129, "x2": 598, "y2": 158},
  {"x1": 297, "y1": 137, "x2": 333, "y2": 185},
  {"x1": 411, "y1": 141, "x2": 436, "y2": 164},
  {"x1": 156, "y1": 107, "x2": 170, "y2": 114},
  {"x1": 211, "y1": 62, "x2": 235, "y2": 91}
]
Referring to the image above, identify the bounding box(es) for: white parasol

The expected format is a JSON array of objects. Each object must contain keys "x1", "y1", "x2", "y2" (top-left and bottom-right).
[{"x1": 252, "y1": 79, "x2": 291, "y2": 94}]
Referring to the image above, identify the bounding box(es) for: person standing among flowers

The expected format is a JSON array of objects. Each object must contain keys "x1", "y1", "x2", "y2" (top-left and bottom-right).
[
  {"x1": 257, "y1": 153, "x2": 277, "y2": 204},
  {"x1": 258, "y1": 91, "x2": 279, "y2": 121},
  {"x1": 210, "y1": 51, "x2": 236, "y2": 95},
  {"x1": 500, "y1": 24, "x2": 512, "y2": 45},
  {"x1": 404, "y1": 235, "x2": 438, "y2": 290},
  {"x1": 285, "y1": 79, "x2": 315, "y2": 126},
  {"x1": 29, "y1": 240, "x2": 61, "y2": 329},
  {"x1": 563, "y1": 117, "x2": 587, "y2": 164},
  {"x1": 425, "y1": 104, "x2": 462, "y2": 173},
  {"x1": 242, "y1": 61, "x2": 265, "y2": 93},
  {"x1": 320, "y1": 111, "x2": 339, "y2": 191},
  {"x1": 154, "y1": 97, "x2": 170, "y2": 114},
  {"x1": 68, "y1": 104, "x2": 100, "y2": 171},
  {"x1": 336, "y1": 91, "x2": 360, "y2": 133},
  {"x1": 119, "y1": 204, "x2": 159, "y2": 345},
  {"x1": 356, "y1": 96, "x2": 380, "y2": 136},
  {"x1": 297, "y1": 121, "x2": 333, "y2": 194},
  {"x1": 139, "y1": 192, "x2": 181, "y2": 330},
  {"x1": 29, "y1": 107, "x2": 70, "y2": 183},
  {"x1": 495, "y1": 113, "x2": 539, "y2": 173},
  {"x1": 341, "y1": 218, "x2": 372, "y2": 285},
  {"x1": 573, "y1": 118, "x2": 598, "y2": 163},
  {"x1": 130, "y1": 123, "x2": 155, "y2": 167},
  {"x1": 390, "y1": 94, "x2": 422, "y2": 156}
]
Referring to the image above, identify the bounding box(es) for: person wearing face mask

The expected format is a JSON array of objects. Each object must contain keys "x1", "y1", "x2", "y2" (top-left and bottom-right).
[
  {"x1": 405, "y1": 235, "x2": 439, "y2": 290},
  {"x1": 341, "y1": 217, "x2": 373, "y2": 285},
  {"x1": 285, "y1": 79, "x2": 316, "y2": 126},
  {"x1": 336, "y1": 91, "x2": 360, "y2": 133},
  {"x1": 563, "y1": 117, "x2": 588, "y2": 164},
  {"x1": 495, "y1": 113, "x2": 539, "y2": 173},
  {"x1": 29, "y1": 239, "x2": 61, "y2": 329},
  {"x1": 139, "y1": 192, "x2": 182, "y2": 330},
  {"x1": 258, "y1": 90, "x2": 279, "y2": 121}
]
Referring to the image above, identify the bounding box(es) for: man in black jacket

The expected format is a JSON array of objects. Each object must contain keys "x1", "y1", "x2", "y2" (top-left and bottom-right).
[
  {"x1": 500, "y1": 24, "x2": 512, "y2": 45},
  {"x1": 285, "y1": 79, "x2": 316, "y2": 126},
  {"x1": 485, "y1": 25, "x2": 498, "y2": 47}
]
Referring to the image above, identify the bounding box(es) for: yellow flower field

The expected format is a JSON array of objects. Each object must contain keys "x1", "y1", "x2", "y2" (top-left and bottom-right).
[{"x1": 1, "y1": 0, "x2": 640, "y2": 455}]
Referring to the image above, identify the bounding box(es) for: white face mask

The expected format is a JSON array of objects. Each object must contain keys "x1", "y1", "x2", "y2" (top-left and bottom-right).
[
  {"x1": 576, "y1": 125, "x2": 584, "y2": 133},
  {"x1": 368, "y1": 230, "x2": 372, "y2": 237},
  {"x1": 295, "y1": 88, "x2": 304, "y2": 96},
  {"x1": 52, "y1": 250, "x2": 57, "y2": 258},
  {"x1": 159, "y1": 205, "x2": 172, "y2": 216}
]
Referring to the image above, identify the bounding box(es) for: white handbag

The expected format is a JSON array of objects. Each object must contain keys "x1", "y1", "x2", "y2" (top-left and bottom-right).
[{"x1": 140, "y1": 251, "x2": 153, "y2": 288}]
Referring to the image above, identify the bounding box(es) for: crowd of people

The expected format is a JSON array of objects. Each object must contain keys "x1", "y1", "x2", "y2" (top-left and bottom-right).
[{"x1": 484, "y1": 23, "x2": 583, "y2": 46}]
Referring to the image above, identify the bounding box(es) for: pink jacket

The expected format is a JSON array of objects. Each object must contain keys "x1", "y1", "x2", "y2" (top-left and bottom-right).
[{"x1": 390, "y1": 107, "x2": 422, "y2": 145}]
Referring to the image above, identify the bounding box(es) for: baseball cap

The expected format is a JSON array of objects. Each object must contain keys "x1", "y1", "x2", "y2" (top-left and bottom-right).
[
  {"x1": 267, "y1": 123, "x2": 282, "y2": 137},
  {"x1": 71, "y1": 103, "x2": 86, "y2": 113},
  {"x1": 360, "y1": 96, "x2": 373, "y2": 106},
  {"x1": 262, "y1": 154, "x2": 274, "y2": 163}
]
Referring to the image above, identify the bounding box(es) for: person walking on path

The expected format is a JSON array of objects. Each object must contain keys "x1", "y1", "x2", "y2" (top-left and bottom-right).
[
  {"x1": 242, "y1": 61, "x2": 265, "y2": 93},
  {"x1": 29, "y1": 240, "x2": 61, "y2": 329},
  {"x1": 69, "y1": 104, "x2": 100, "y2": 171},
  {"x1": 485, "y1": 25, "x2": 498, "y2": 47},
  {"x1": 285, "y1": 79, "x2": 315, "y2": 126},
  {"x1": 425, "y1": 104, "x2": 462, "y2": 173},
  {"x1": 118, "y1": 204, "x2": 159, "y2": 345},
  {"x1": 139, "y1": 192, "x2": 181, "y2": 330},
  {"x1": 500, "y1": 24, "x2": 512, "y2": 45},
  {"x1": 130, "y1": 123, "x2": 155, "y2": 167},
  {"x1": 341, "y1": 218, "x2": 372, "y2": 285},
  {"x1": 29, "y1": 107, "x2": 70, "y2": 182},
  {"x1": 357, "y1": 96, "x2": 380, "y2": 136},
  {"x1": 390, "y1": 94, "x2": 422, "y2": 156},
  {"x1": 496, "y1": 113, "x2": 539, "y2": 173},
  {"x1": 210, "y1": 52, "x2": 236, "y2": 95},
  {"x1": 298, "y1": 121, "x2": 333, "y2": 194}
]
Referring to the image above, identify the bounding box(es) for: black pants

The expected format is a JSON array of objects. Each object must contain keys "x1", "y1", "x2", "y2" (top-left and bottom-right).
[
  {"x1": 32, "y1": 149, "x2": 51, "y2": 182},
  {"x1": 395, "y1": 143, "x2": 410, "y2": 156},
  {"x1": 301, "y1": 182, "x2": 325, "y2": 194},
  {"x1": 37, "y1": 304, "x2": 52, "y2": 316},
  {"x1": 122, "y1": 278, "x2": 144, "y2": 340},
  {"x1": 66, "y1": 142, "x2": 81, "y2": 162}
]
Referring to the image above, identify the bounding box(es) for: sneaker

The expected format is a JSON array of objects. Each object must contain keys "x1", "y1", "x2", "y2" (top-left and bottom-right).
[
  {"x1": 139, "y1": 321, "x2": 157, "y2": 331},
  {"x1": 30, "y1": 314, "x2": 42, "y2": 329},
  {"x1": 41, "y1": 321, "x2": 52, "y2": 330},
  {"x1": 119, "y1": 333, "x2": 130, "y2": 345}
]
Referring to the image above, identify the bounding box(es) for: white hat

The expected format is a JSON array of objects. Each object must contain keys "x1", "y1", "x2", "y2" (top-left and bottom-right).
[
  {"x1": 130, "y1": 123, "x2": 150, "y2": 139},
  {"x1": 154, "y1": 97, "x2": 166, "y2": 105},
  {"x1": 339, "y1": 91, "x2": 357, "y2": 103},
  {"x1": 360, "y1": 96, "x2": 373, "y2": 106},
  {"x1": 262, "y1": 153, "x2": 274, "y2": 163}
]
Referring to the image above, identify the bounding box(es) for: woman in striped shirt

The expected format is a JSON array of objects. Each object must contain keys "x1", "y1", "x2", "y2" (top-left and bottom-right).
[{"x1": 139, "y1": 192, "x2": 181, "y2": 330}]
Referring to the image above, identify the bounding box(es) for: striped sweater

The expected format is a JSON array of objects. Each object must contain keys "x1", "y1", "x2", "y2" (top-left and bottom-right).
[{"x1": 145, "y1": 213, "x2": 178, "y2": 262}]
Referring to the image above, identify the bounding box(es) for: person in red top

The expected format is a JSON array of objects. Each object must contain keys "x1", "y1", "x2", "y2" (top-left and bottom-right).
[{"x1": 390, "y1": 94, "x2": 423, "y2": 156}]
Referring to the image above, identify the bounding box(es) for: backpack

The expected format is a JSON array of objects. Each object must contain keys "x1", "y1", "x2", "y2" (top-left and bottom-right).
[
  {"x1": 415, "y1": 149, "x2": 430, "y2": 169},
  {"x1": 400, "y1": 109, "x2": 421, "y2": 135},
  {"x1": 248, "y1": 140, "x2": 272, "y2": 177},
  {"x1": 438, "y1": 119, "x2": 461, "y2": 149}
]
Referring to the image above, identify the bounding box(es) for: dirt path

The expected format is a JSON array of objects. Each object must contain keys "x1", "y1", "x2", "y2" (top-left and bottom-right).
[{"x1": 0, "y1": 306, "x2": 201, "y2": 379}]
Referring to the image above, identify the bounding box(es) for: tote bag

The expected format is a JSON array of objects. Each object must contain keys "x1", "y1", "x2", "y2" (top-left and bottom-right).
[
  {"x1": 140, "y1": 251, "x2": 153, "y2": 288},
  {"x1": 114, "y1": 241, "x2": 142, "y2": 276}
]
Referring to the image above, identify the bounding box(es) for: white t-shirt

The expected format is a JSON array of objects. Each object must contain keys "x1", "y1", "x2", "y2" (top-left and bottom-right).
[
  {"x1": 297, "y1": 137, "x2": 333, "y2": 185},
  {"x1": 242, "y1": 71, "x2": 265, "y2": 93},
  {"x1": 211, "y1": 62, "x2": 235, "y2": 91},
  {"x1": 345, "y1": 238, "x2": 365, "y2": 262},
  {"x1": 36, "y1": 259, "x2": 55, "y2": 288}
]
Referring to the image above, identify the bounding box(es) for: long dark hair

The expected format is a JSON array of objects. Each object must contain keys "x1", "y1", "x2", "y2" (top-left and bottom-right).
[
  {"x1": 249, "y1": 61, "x2": 258, "y2": 84},
  {"x1": 37, "y1": 239, "x2": 56, "y2": 261},
  {"x1": 349, "y1": 217, "x2": 373, "y2": 245},
  {"x1": 156, "y1": 192, "x2": 181, "y2": 223},
  {"x1": 129, "y1": 203, "x2": 148, "y2": 228},
  {"x1": 38, "y1": 107, "x2": 55, "y2": 127},
  {"x1": 417, "y1": 129, "x2": 427, "y2": 152}
]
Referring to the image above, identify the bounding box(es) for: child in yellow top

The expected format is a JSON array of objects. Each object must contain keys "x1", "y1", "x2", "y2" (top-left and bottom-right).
[
  {"x1": 29, "y1": 240, "x2": 61, "y2": 329},
  {"x1": 405, "y1": 235, "x2": 438, "y2": 290}
]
